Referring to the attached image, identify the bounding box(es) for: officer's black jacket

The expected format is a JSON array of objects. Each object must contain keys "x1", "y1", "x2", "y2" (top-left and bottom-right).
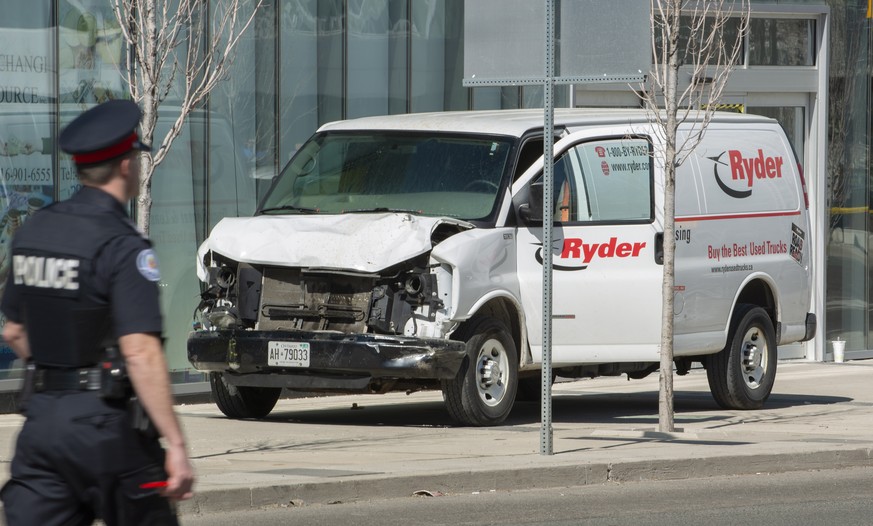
[{"x1": 1, "y1": 187, "x2": 163, "y2": 368}]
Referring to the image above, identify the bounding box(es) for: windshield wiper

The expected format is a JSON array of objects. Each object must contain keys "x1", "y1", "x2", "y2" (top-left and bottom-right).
[
  {"x1": 341, "y1": 207, "x2": 422, "y2": 215},
  {"x1": 256, "y1": 205, "x2": 319, "y2": 215}
]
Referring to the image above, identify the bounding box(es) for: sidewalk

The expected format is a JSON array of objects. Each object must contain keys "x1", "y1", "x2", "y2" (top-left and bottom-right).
[{"x1": 1, "y1": 361, "x2": 871, "y2": 517}]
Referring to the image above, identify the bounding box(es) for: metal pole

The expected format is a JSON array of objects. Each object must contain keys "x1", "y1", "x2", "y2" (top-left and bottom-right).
[{"x1": 540, "y1": 0, "x2": 555, "y2": 456}]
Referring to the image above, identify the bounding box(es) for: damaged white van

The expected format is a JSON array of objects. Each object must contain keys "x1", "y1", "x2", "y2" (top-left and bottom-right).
[{"x1": 188, "y1": 109, "x2": 815, "y2": 426}]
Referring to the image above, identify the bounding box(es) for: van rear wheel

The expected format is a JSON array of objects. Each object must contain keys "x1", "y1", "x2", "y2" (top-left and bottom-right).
[
  {"x1": 441, "y1": 316, "x2": 518, "y2": 426},
  {"x1": 210, "y1": 372, "x2": 282, "y2": 419},
  {"x1": 706, "y1": 304, "x2": 777, "y2": 410}
]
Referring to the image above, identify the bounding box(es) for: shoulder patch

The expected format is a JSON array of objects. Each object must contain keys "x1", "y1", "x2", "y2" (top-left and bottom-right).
[{"x1": 136, "y1": 249, "x2": 161, "y2": 282}]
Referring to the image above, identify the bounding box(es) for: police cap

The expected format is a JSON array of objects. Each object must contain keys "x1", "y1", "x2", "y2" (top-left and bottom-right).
[{"x1": 59, "y1": 99, "x2": 151, "y2": 166}]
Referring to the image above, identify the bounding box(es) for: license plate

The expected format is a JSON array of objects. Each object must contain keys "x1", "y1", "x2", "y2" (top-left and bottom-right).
[{"x1": 267, "y1": 341, "x2": 310, "y2": 367}]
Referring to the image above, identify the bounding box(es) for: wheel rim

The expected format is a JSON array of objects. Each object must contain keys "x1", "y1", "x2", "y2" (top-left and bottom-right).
[
  {"x1": 740, "y1": 325, "x2": 768, "y2": 390},
  {"x1": 475, "y1": 337, "x2": 510, "y2": 407}
]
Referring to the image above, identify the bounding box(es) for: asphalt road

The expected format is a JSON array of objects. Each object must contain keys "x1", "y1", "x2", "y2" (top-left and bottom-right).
[{"x1": 182, "y1": 466, "x2": 873, "y2": 525}]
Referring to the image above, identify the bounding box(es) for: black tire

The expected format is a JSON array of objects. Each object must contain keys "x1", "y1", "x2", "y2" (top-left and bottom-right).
[
  {"x1": 706, "y1": 304, "x2": 777, "y2": 410},
  {"x1": 441, "y1": 317, "x2": 518, "y2": 426},
  {"x1": 210, "y1": 372, "x2": 282, "y2": 419}
]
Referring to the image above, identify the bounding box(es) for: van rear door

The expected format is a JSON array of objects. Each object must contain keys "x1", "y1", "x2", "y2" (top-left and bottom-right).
[{"x1": 514, "y1": 130, "x2": 664, "y2": 364}]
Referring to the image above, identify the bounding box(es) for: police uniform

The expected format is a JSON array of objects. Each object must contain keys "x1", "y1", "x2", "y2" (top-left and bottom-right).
[{"x1": 0, "y1": 100, "x2": 178, "y2": 525}]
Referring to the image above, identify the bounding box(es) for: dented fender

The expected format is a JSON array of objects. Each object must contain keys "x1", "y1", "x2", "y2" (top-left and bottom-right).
[{"x1": 430, "y1": 228, "x2": 521, "y2": 321}]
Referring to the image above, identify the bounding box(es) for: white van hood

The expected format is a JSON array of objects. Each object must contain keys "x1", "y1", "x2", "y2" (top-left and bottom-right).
[{"x1": 202, "y1": 213, "x2": 472, "y2": 274}]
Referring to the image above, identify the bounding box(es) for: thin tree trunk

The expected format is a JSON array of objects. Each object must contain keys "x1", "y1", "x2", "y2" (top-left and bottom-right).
[
  {"x1": 645, "y1": 0, "x2": 748, "y2": 433},
  {"x1": 658, "y1": 0, "x2": 681, "y2": 433},
  {"x1": 137, "y1": 153, "x2": 155, "y2": 234},
  {"x1": 137, "y1": 0, "x2": 159, "y2": 235}
]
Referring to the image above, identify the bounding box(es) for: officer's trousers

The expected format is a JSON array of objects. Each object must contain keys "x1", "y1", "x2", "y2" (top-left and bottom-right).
[{"x1": 1, "y1": 390, "x2": 178, "y2": 526}]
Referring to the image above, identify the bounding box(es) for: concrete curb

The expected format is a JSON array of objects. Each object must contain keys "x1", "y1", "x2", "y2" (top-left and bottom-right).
[{"x1": 178, "y1": 447, "x2": 873, "y2": 516}]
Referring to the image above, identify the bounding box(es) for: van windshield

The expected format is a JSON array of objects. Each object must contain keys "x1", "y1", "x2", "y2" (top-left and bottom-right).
[{"x1": 259, "y1": 132, "x2": 513, "y2": 220}]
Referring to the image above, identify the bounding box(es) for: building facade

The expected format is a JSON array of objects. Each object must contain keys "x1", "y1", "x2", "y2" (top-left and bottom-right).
[{"x1": 0, "y1": 0, "x2": 869, "y2": 390}]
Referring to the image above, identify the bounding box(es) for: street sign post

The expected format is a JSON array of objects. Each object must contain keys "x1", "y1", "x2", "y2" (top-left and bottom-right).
[{"x1": 463, "y1": 0, "x2": 649, "y2": 455}]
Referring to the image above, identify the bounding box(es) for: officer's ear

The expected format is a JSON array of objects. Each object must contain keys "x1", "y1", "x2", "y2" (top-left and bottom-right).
[
  {"x1": 116, "y1": 153, "x2": 140, "y2": 198},
  {"x1": 117, "y1": 156, "x2": 130, "y2": 181},
  {"x1": 118, "y1": 152, "x2": 139, "y2": 178}
]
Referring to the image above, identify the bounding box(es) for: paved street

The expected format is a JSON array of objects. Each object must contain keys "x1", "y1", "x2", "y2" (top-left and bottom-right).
[{"x1": 182, "y1": 466, "x2": 873, "y2": 525}]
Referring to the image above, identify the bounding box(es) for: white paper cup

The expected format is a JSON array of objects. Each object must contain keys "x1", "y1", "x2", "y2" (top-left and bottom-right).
[{"x1": 832, "y1": 340, "x2": 846, "y2": 363}]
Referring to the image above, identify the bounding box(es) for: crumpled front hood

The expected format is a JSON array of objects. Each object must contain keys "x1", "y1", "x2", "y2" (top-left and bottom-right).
[{"x1": 202, "y1": 213, "x2": 472, "y2": 273}]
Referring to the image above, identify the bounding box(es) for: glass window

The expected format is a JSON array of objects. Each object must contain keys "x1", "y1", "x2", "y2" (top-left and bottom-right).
[
  {"x1": 826, "y1": 6, "x2": 871, "y2": 353},
  {"x1": 472, "y1": 87, "x2": 520, "y2": 110},
  {"x1": 443, "y1": 0, "x2": 466, "y2": 111},
  {"x1": 280, "y1": 0, "x2": 319, "y2": 164},
  {"x1": 654, "y1": 15, "x2": 745, "y2": 66},
  {"x1": 253, "y1": 0, "x2": 277, "y2": 202},
  {"x1": 0, "y1": 2, "x2": 54, "y2": 375},
  {"x1": 748, "y1": 18, "x2": 815, "y2": 66},
  {"x1": 579, "y1": 139, "x2": 652, "y2": 222},
  {"x1": 519, "y1": 85, "x2": 570, "y2": 109},
  {"x1": 538, "y1": 138, "x2": 653, "y2": 223},
  {"x1": 388, "y1": 1, "x2": 409, "y2": 114},
  {"x1": 317, "y1": 0, "x2": 344, "y2": 125},
  {"x1": 212, "y1": 1, "x2": 262, "y2": 220},
  {"x1": 410, "y1": 0, "x2": 446, "y2": 112},
  {"x1": 347, "y1": 0, "x2": 390, "y2": 118},
  {"x1": 261, "y1": 132, "x2": 513, "y2": 220},
  {"x1": 149, "y1": 118, "x2": 206, "y2": 371},
  {"x1": 58, "y1": 1, "x2": 129, "y2": 200}
]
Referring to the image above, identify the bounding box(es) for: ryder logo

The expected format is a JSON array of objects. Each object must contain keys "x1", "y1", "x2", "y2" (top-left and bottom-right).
[
  {"x1": 708, "y1": 149, "x2": 785, "y2": 199},
  {"x1": 534, "y1": 237, "x2": 646, "y2": 270}
]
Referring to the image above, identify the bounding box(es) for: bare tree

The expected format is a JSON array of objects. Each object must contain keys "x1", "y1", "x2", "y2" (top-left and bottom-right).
[
  {"x1": 111, "y1": 0, "x2": 263, "y2": 234},
  {"x1": 639, "y1": 0, "x2": 749, "y2": 432}
]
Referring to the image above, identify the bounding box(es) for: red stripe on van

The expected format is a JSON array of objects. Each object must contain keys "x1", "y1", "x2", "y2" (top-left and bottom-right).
[{"x1": 677, "y1": 210, "x2": 802, "y2": 222}]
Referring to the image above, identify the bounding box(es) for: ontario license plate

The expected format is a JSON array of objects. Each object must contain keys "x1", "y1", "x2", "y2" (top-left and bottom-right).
[{"x1": 267, "y1": 341, "x2": 310, "y2": 367}]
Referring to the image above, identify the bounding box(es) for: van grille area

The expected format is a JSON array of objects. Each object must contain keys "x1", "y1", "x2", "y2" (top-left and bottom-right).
[{"x1": 258, "y1": 267, "x2": 374, "y2": 333}]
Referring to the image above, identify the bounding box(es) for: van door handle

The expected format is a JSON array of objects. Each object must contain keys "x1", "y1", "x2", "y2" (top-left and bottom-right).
[{"x1": 654, "y1": 233, "x2": 664, "y2": 265}]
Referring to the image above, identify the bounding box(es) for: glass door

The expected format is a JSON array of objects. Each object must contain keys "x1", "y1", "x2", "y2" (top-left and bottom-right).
[{"x1": 747, "y1": 95, "x2": 810, "y2": 360}]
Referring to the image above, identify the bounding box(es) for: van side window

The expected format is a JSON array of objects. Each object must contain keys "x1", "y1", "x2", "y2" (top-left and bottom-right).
[
  {"x1": 513, "y1": 138, "x2": 545, "y2": 182},
  {"x1": 576, "y1": 139, "x2": 653, "y2": 221},
  {"x1": 513, "y1": 134, "x2": 565, "y2": 182},
  {"x1": 554, "y1": 154, "x2": 579, "y2": 221},
  {"x1": 533, "y1": 138, "x2": 653, "y2": 223}
]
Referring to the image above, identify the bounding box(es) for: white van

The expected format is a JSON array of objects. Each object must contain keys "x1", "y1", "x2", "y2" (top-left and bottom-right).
[{"x1": 188, "y1": 109, "x2": 815, "y2": 426}]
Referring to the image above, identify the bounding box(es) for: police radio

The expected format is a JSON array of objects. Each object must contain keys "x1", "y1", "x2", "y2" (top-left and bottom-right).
[{"x1": 100, "y1": 347, "x2": 131, "y2": 399}]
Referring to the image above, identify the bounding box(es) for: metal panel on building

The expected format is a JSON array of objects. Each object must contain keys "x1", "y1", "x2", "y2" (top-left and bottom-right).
[{"x1": 463, "y1": 0, "x2": 650, "y2": 85}]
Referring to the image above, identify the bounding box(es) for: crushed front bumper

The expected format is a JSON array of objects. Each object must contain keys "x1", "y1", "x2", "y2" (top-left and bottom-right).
[{"x1": 187, "y1": 329, "x2": 467, "y2": 389}]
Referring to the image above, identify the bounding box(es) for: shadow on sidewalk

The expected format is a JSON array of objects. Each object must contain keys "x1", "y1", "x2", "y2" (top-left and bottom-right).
[{"x1": 255, "y1": 390, "x2": 852, "y2": 429}]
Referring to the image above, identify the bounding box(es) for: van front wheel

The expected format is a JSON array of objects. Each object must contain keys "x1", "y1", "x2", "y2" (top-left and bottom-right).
[
  {"x1": 706, "y1": 304, "x2": 777, "y2": 410},
  {"x1": 441, "y1": 317, "x2": 518, "y2": 426},
  {"x1": 210, "y1": 372, "x2": 282, "y2": 419}
]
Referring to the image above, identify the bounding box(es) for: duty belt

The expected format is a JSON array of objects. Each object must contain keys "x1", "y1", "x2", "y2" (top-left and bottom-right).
[{"x1": 33, "y1": 367, "x2": 102, "y2": 392}]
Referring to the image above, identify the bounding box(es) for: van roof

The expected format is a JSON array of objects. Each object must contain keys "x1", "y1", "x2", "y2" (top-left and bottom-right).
[{"x1": 318, "y1": 108, "x2": 778, "y2": 137}]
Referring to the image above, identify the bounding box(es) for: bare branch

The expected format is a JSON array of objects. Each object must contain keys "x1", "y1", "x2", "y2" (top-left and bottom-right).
[
  {"x1": 112, "y1": 0, "x2": 264, "y2": 233},
  {"x1": 639, "y1": 0, "x2": 749, "y2": 164}
]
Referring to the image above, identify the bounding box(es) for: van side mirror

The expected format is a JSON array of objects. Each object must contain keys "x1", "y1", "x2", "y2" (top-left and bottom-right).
[{"x1": 519, "y1": 181, "x2": 545, "y2": 224}]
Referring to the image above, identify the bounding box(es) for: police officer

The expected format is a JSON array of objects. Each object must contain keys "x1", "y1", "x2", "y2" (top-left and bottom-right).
[{"x1": 0, "y1": 100, "x2": 195, "y2": 525}]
